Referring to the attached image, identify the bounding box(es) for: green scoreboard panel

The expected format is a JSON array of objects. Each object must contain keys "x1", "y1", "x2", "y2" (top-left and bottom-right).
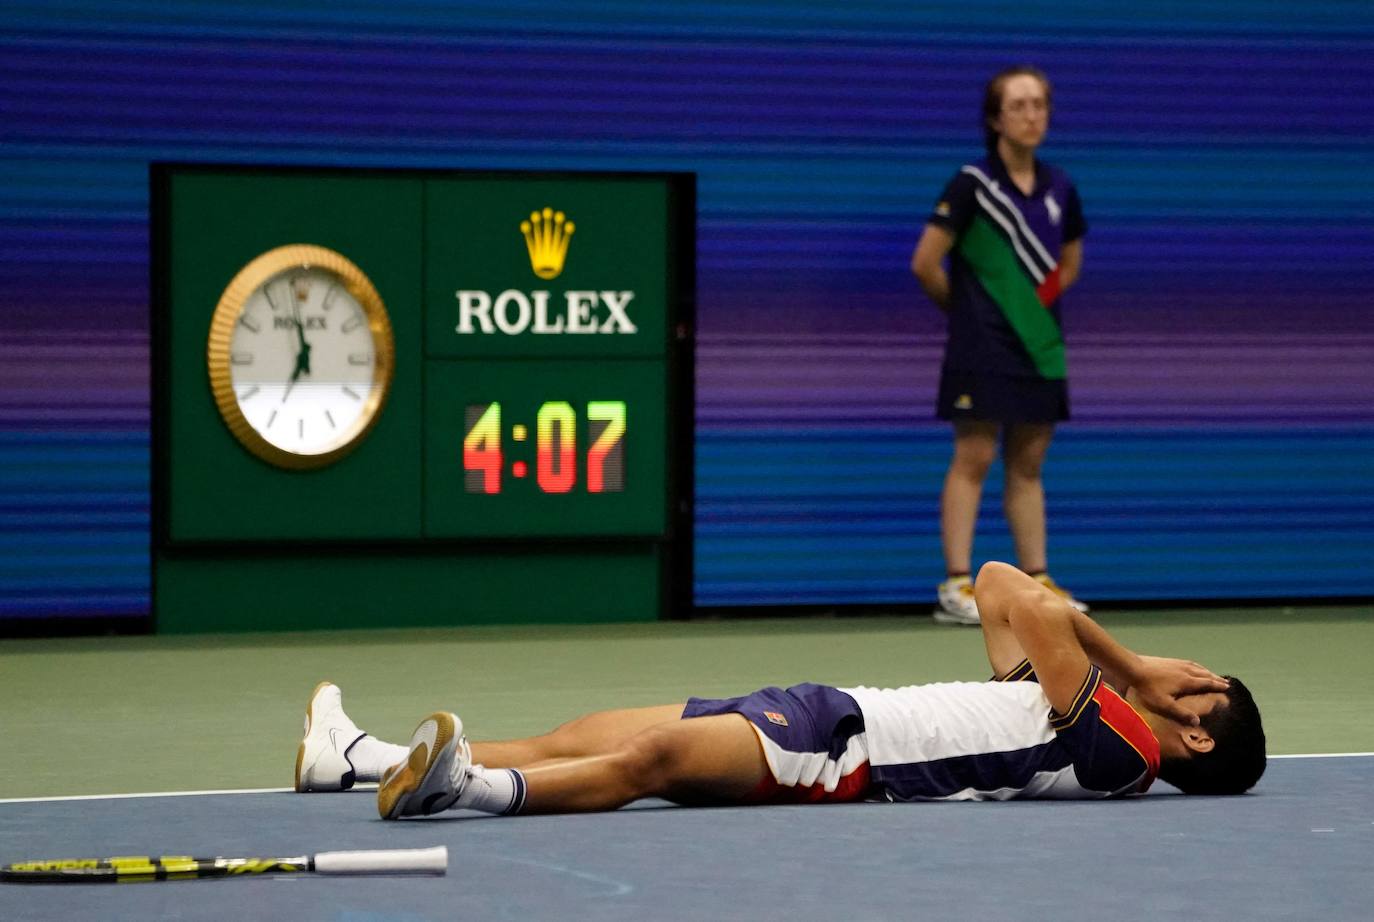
[{"x1": 152, "y1": 165, "x2": 693, "y2": 632}]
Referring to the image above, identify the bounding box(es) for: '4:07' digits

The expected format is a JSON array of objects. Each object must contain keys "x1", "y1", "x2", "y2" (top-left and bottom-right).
[{"x1": 462, "y1": 401, "x2": 626, "y2": 495}]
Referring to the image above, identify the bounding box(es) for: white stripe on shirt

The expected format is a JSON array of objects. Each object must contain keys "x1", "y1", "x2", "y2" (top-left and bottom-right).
[
  {"x1": 973, "y1": 189, "x2": 1046, "y2": 284},
  {"x1": 961, "y1": 164, "x2": 1058, "y2": 272}
]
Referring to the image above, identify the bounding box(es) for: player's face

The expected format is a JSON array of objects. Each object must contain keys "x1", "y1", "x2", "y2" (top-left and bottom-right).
[
  {"x1": 1128, "y1": 688, "x2": 1229, "y2": 726},
  {"x1": 993, "y1": 74, "x2": 1050, "y2": 152}
]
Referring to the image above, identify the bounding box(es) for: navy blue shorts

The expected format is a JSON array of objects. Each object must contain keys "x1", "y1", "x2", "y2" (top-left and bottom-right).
[
  {"x1": 937, "y1": 370, "x2": 1069, "y2": 423},
  {"x1": 682, "y1": 683, "x2": 872, "y2": 803}
]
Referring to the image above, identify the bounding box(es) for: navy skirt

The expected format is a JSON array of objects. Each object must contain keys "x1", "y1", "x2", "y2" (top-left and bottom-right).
[{"x1": 936, "y1": 370, "x2": 1069, "y2": 423}]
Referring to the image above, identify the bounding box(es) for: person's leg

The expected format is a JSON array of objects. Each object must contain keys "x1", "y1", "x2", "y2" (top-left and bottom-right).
[
  {"x1": 1002, "y1": 422, "x2": 1054, "y2": 574},
  {"x1": 379, "y1": 710, "x2": 769, "y2": 817},
  {"x1": 941, "y1": 420, "x2": 1000, "y2": 575},
  {"x1": 299, "y1": 682, "x2": 686, "y2": 790},
  {"x1": 518, "y1": 714, "x2": 768, "y2": 813},
  {"x1": 470, "y1": 704, "x2": 687, "y2": 768},
  {"x1": 973, "y1": 558, "x2": 1062, "y2": 613}
]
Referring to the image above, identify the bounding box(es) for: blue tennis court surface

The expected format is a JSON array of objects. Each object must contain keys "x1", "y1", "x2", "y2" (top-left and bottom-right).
[{"x1": 2, "y1": 755, "x2": 1369, "y2": 921}]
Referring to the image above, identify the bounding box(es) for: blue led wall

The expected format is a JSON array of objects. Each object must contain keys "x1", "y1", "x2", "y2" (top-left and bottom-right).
[{"x1": 2, "y1": 1, "x2": 1372, "y2": 621}]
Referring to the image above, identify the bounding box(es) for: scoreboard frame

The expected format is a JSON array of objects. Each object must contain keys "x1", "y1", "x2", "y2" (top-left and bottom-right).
[{"x1": 150, "y1": 163, "x2": 695, "y2": 632}]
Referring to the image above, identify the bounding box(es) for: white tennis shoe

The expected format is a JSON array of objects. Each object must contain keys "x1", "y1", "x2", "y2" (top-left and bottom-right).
[
  {"x1": 377, "y1": 712, "x2": 472, "y2": 820},
  {"x1": 934, "y1": 576, "x2": 981, "y2": 625},
  {"x1": 295, "y1": 681, "x2": 366, "y2": 793}
]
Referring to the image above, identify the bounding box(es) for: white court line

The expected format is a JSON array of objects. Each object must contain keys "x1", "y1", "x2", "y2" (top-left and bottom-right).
[{"x1": 0, "y1": 756, "x2": 1367, "y2": 805}]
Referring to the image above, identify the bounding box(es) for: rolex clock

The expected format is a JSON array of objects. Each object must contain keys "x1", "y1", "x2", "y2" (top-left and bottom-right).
[{"x1": 205, "y1": 244, "x2": 395, "y2": 469}]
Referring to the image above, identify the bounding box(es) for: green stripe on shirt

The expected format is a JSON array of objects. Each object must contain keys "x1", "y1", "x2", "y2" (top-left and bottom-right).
[{"x1": 958, "y1": 216, "x2": 1066, "y2": 379}]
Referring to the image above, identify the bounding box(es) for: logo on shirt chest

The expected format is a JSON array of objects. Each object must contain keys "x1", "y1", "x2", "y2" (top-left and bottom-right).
[
  {"x1": 763, "y1": 711, "x2": 789, "y2": 727},
  {"x1": 1044, "y1": 192, "x2": 1062, "y2": 226}
]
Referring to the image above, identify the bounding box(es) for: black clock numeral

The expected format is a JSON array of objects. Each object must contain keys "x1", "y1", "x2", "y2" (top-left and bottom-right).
[
  {"x1": 267, "y1": 409, "x2": 278, "y2": 429},
  {"x1": 342, "y1": 386, "x2": 361, "y2": 401},
  {"x1": 342, "y1": 315, "x2": 363, "y2": 334},
  {"x1": 325, "y1": 410, "x2": 336, "y2": 429},
  {"x1": 239, "y1": 315, "x2": 261, "y2": 334},
  {"x1": 298, "y1": 418, "x2": 304, "y2": 439},
  {"x1": 239, "y1": 385, "x2": 260, "y2": 402},
  {"x1": 231, "y1": 352, "x2": 254, "y2": 366},
  {"x1": 322, "y1": 284, "x2": 341, "y2": 311},
  {"x1": 348, "y1": 353, "x2": 371, "y2": 366}
]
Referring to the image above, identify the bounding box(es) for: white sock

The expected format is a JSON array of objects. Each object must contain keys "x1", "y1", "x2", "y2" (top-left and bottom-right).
[
  {"x1": 455, "y1": 765, "x2": 527, "y2": 815},
  {"x1": 345, "y1": 735, "x2": 410, "y2": 782}
]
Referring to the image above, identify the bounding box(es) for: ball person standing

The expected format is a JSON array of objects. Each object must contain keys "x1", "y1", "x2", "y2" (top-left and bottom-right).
[{"x1": 911, "y1": 66, "x2": 1088, "y2": 624}]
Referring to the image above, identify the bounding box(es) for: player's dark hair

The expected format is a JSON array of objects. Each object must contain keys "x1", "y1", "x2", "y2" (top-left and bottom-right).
[
  {"x1": 983, "y1": 65, "x2": 1052, "y2": 154},
  {"x1": 1159, "y1": 676, "x2": 1266, "y2": 796}
]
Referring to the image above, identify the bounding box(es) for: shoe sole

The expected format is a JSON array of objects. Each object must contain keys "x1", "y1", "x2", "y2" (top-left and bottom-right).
[
  {"x1": 378, "y1": 712, "x2": 459, "y2": 820},
  {"x1": 295, "y1": 680, "x2": 335, "y2": 793}
]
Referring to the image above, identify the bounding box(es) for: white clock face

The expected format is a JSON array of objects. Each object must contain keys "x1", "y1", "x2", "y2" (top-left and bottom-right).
[{"x1": 228, "y1": 266, "x2": 379, "y2": 456}]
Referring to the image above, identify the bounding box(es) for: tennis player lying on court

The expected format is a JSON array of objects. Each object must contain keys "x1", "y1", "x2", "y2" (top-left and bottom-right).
[{"x1": 295, "y1": 562, "x2": 1265, "y2": 817}]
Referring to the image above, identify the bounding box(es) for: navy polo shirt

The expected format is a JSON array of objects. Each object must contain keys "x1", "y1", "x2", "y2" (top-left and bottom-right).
[{"x1": 928, "y1": 153, "x2": 1086, "y2": 380}]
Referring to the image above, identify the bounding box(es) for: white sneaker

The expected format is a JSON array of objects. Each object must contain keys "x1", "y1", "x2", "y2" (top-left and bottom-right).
[
  {"x1": 295, "y1": 681, "x2": 366, "y2": 793},
  {"x1": 377, "y1": 712, "x2": 472, "y2": 820},
  {"x1": 1034, "y1": 573, "x2": 1090, "y2": 614},
  {"x1": 934, "y1": 576, "x2": 981, "y2": 625}
]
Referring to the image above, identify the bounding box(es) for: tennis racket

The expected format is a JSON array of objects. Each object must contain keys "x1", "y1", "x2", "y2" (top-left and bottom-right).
[{"x1": 0, "y1": 845, "x2": 447, "y2": 883}]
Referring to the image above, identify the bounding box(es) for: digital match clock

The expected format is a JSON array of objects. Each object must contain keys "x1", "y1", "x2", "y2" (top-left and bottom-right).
[
  {"x1": 421, "y1": 358, "x2": 667, "y2": 538},
  {"x1": 463, "y1": 401, "x2": 625, "y2": 494}
]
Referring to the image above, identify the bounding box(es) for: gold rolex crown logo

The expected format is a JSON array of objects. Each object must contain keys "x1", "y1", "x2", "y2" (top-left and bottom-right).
[{"x1": 520, "y1": 207, "x2": 575, "y2": 280}]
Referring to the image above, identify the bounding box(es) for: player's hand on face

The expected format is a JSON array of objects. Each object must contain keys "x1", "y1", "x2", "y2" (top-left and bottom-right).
[{"x1": 1132, "y1": 656, "x2": 1229, "y2": 727}]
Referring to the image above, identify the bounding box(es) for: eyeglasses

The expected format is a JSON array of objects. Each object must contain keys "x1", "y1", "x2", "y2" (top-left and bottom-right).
[{"x1": 1002, "y1": 99, "x2": 1050, "y2": 116}]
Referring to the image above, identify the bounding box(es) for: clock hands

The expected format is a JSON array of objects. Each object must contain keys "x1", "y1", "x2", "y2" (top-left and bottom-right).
[
  {"x1": 281, "y1": 341, "x2": 312, "y2": 403},
  {"x1": 282, "y1": 287, "x2": 313, "y2": 403},
  {"x1": 292, "y1": 294, "x2": 311, "y2": 373}
]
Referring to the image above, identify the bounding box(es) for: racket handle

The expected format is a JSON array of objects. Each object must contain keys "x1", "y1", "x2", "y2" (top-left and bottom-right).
[{"x1": 313, "y1": 846, "x2": 447, "y2": 876}]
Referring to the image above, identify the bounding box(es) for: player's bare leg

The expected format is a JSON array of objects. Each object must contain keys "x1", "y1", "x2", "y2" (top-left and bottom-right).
[
  {"x1": 469, "y1": 704, "x2": 687, "y2": 768},
  {"x1": 1002, "y1": 422, "x2": 1053, "y2": 574},
  {"x1": 379, "y1": 711, "x2": 769, "y2": 818},
  {"x1": 973, "y1": 559, "x2": 1058, "y2": 614},
  {"x1": 517, "y1": 713, "x2": 768, "y2": 813}
]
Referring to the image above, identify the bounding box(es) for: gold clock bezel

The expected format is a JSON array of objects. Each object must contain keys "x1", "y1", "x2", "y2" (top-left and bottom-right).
[{"x1": 206, "y1": 244, "x2": 395, "y2": 471}]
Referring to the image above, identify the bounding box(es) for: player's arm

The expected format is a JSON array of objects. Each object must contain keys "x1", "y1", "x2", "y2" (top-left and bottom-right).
[
  {"x1": 974, "y1": 562, "x2": 1227, "y2": 724},
  {"x1": 911, "y1": 224, "x2": 956, "y2": 310},
  {"x1": 975, "y1": 562, "x2": 1094, "y2": 713},
  {"x1": 1059, "y1": 238, "x2": 1083, "y2": 291}
]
